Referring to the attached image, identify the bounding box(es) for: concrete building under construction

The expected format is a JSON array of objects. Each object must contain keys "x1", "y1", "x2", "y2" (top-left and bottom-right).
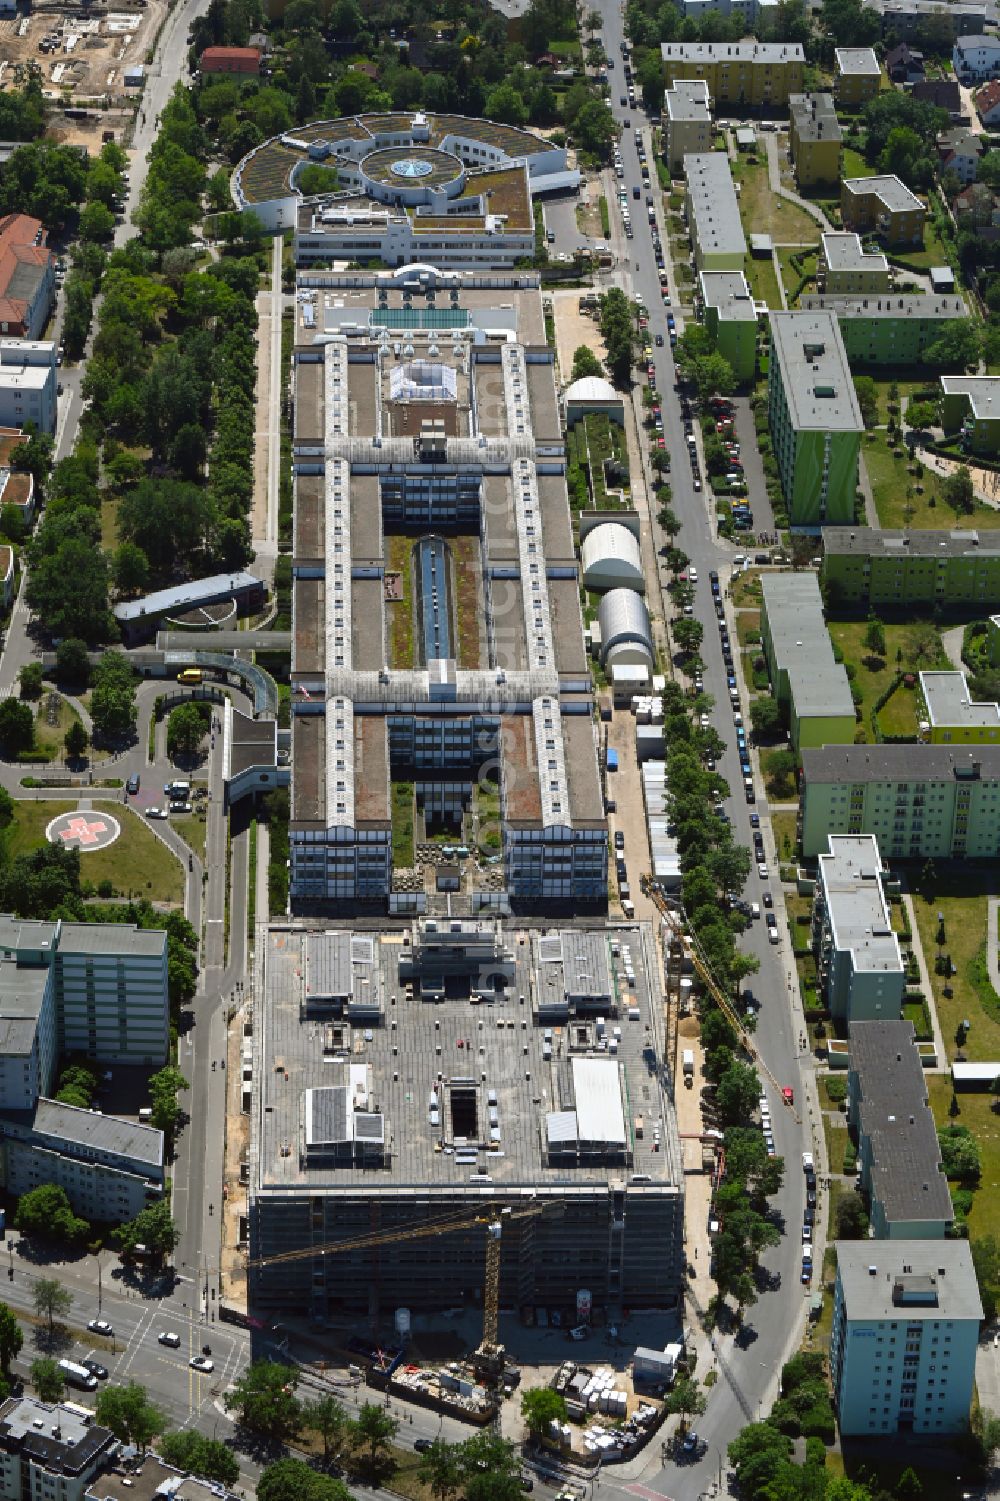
[{"x1": 248, "y1": 919, "x2": 684, "y2": 1320}]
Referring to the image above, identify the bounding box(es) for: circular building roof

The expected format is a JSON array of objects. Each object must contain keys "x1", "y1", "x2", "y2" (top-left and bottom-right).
[
  {"x1": 565, "y1": 376, "x2": 619, "y2": 405},
  {"x1": 581, "y1": 523, "x2": 644, "y2": 590},
  {"x1": 362, "y1": 145, "x2": 463, "y2": 192}
]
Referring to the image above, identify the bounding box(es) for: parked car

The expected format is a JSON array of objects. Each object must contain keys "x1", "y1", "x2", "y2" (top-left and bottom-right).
[
  {"x1": 87, "y1": 1319, "x2": 113, "y2": 1337},
  {"x1": 158, "y1": 1332, "x2": 181, "y2": 1348}
]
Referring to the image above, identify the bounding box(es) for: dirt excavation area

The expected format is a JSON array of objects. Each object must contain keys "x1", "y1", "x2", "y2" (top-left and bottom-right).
[{"x1": 0, "y1": 2, "x2": 165, "y2": 103}]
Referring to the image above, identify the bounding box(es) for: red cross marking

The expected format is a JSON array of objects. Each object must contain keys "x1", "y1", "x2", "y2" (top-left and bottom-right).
[{"x1": 59, "y1": 816, "x2": 108, "y2": 847}]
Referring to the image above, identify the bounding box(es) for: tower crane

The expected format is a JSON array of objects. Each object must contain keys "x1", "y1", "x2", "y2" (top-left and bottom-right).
[
  {"x1": 249, "y1": 1199, "x2": 563, "y2": 1381},
  {"x1": 641, "y1": 874, "x2": 800, "y2": 1121}
]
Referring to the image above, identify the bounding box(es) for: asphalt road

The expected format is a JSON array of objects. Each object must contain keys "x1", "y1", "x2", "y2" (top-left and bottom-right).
[{"x1": 585, "y1": 6, "x2": 814, "y2": 1496}]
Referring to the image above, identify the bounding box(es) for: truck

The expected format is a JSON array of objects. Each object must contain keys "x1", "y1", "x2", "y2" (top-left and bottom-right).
[{"x1": 682, "y1": 1049, "x2": 695, "y2": 1086}]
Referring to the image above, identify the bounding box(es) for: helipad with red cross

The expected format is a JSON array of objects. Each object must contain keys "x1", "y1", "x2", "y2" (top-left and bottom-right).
[{"x1": 46, "y1": 809, "x2": 121, "y2": 852}]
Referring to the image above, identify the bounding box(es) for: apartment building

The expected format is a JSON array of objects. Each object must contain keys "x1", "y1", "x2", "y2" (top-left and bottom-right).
[
  {"x1": 0, "y1": 215, "x2": 55, "y2": 340},
  {"x1": 841, "y1": 176, "x2": 926, "y2": 248},
  {"x1": 0, "y1": 1398, "x2": 117, "y2": 1501},
  {"x1": 799, "y1": 742, "x2": 1000, "y2": 859},
  {"x1": 831, "y1": 1241, "x2": 982, "y2": 1435},
  {"x1": 683, "y1": 153, "x2": 746, "y2": 272},
  {"x1": 811, "y1": 836, "x2": 905, "y2": 1024},
  {"x1": 848, "y1": 1020, "x2": 953, "y2": 1238},
  {"x1": 835, "y1": 48, "x2": 882, "y2": 107},
  {"x1": 940, "y1": 375, "x2": 1000, "y2": 454},
  {"x1": 918, "y1": 669, "x2": 1000, "y2": 744},
  {"x1": 799, "y1": 293, "x2": 968, "y2": 367},
  {"x1": 677, "y1": 0, "x2": 779, "y2": 19},
  {"x1": 759, "y1": 573, "x2": 855, "y2": 750},
  {"x1": 660, "y1": 41, "x2": 806, "y2": 108},
  {"x1": 662, "y1": 81, "x2": 712, "y2": 174},
  {"x1": 2, "y1": 1099, "x2": 164, "y2": 1223},
  {"x1": 822, "y1": 527, "x2": 1000, "y2": 611},
  {"x1": 767, "y1": 309, "x2": 864, "y2": 527},
  {"x1": 818, "y1": 233, "x2": 891, "y2": 295},
  {"x1": 953, "y1": 33, "x2": 1000, "y2": 81},
  {"x1": 872, "y1": 0, "x2": 990, "y2": 39},
  {"x1": 0, "y1": 341, "x2": 55, "y2": 436},
  {"x1": 700, "y1": 270, "x2": 758, "y2": 382},
  {"x1": 788, "y1": 94, "x2": 842, "y2": 188}
]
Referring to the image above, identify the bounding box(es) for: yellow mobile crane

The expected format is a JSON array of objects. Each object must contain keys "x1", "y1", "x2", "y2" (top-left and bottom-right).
[
  {"x1": 641, "y1": 875, "x2": 800, "y2": 1121},
  {"x1": 250, "y1": 1200, "x2": 563, "y2": 1381}
]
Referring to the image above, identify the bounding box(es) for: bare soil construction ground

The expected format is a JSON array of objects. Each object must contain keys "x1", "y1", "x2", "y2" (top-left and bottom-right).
[{"x1": 0, "y1": 2, "x2": 164, "y2": 104}]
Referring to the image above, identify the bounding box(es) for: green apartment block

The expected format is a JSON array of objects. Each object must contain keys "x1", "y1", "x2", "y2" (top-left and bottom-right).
[
  {"x1": 684, "y1": 153, "x2": 746, "y2": 273},
  {"x1": 767, "y1": 310, "x2": 864, "y2": 527},
  {"x1": 760, "y1": 572, "x2": 856, "y2": 751},
  {"x1": 799, "y1": 742, "x2": 1000, "y2": 859},
  {"x1": 699, "y1": 270, "x2": 758, "y2": 382},
  {"x1": 822, "y1": 527, "x2": 1000, "y2": 611},
  {"x1": 799, "y1": 293, "x2": 968, "y2": 367},
  {"x1": 812, "y1": 836, "x2": 905, "y2": 1025},
  {"x1": 940, "y1": 376, "x2": 1000, "y2": 455}
]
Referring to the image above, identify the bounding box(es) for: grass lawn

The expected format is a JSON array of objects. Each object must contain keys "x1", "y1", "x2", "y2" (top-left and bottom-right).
[
  {"x1": 732, "y1": 158, "x2": 819, "y2": 242},
  {"x1": 841, "y1": 145, "x2": 867, "y2": 179},
  {"x1": 6, "y1": 800, "x2": 184, "y2": 904},
  {"x1": 870, "y1": 376, "x2": 937, "y2": 426},
  {"x1": 927, "y1": 1075, "x2": 1000, "y2": 1244},
  {"x1": 735, "y1": 609, "x2": 760, "y2": 646},
  {"x1": 99, "y1": 499, "x2": 118, "y2": 552},
  {"x1": 822, "y1": 1110, "x2": 851, "y2": 1173},
  {"x1": 731, "y1": 569, "x2": 762, "y2": 609},
  {"x1": 32, "y1": 692, "x2": 84, "y2": 760},
  {"x1": 452, "y1": 534, "x2": 482, "y2": 669},
  {"x1": 775, "y1": 245, "x2": 818, "y2": 307},
  {"x1": 861, "y1": 437, "x2": 983, "y2": 531},
  {"x1": 827, "y1": 617, "x2": 948, "y2": 720},
  {"x1": 172, "y1": 811, "x2": 207, "y2": 865},
  {"x1": 771, "y1": 808, "x2": 799, "y2": 863},
  {"x1": 886, "y1": 214, "x2": 954, "y2": 276},
  {"x1": 744, "y1": 253, "x2": 783, "y2": 310},
  {"x1": 875, "y1": 681, "x2": 920, "y2": 737},
  {"x1": 911, "y1": 873, "x2": 1000, "y2": 1062}
]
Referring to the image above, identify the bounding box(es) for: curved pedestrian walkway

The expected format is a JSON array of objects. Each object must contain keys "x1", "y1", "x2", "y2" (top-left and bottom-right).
[
  {"x1": 988, "y1": 896, "x2": 1000, "y2": 997},
  {"x1": 764, "y1": 132, "x2": 832, "y2": 233}
]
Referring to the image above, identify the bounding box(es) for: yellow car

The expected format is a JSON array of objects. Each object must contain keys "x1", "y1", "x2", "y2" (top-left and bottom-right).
[{"x1": 176, "y1": 668, "x2": 203, "y2": 686}]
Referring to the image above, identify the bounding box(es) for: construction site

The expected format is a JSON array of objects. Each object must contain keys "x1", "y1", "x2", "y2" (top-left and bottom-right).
[
  {"x1": 0, "y1": 1, "x2": 162, "y2": 108},
  {"x1": 245, "y1": 918, "x2": 685, "y2": 1343}
]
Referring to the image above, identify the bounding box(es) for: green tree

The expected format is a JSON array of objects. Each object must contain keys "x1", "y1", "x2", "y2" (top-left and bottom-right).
[
  {"x1": 224, "y1": 1361, "x2": 302, "y2": 1439},
  {"x1": 90, "y1": 652, "x2": 137, "y2": 742},
  {"x1": 32, "y1": 1277, "x2": 73, "y2": 1333},
  {"x1": 520, "y1": 1385, "x2": 567, "y2": 1435},
  {"x1": 0, "y1": 699, "x2": 33, "y2": 758},
  {"x1": 95, "y1": 1383, "x2": 165, "y2": 1451},
  {"x1": 764, "y1": 748, "x2": 798, "y2": 796},
  {"x1": 167, "y1": 702, "x2": 207, "y2": 761},
  {"x1": 749, "y1": 697, "x2": 782, "y2": 737},
  {"x1": 0, "y1": 1303, "x2": 23, "y2": 1373},
  {"x1": 55, "y1": 638, "x2": 90, "y2": 687},
  {"x1": 460, "y1": 1432, "x2": 521, "y2": 1501},
  {"x1": 31, "y1": 1357, "x2": 64, "y2": 1402},
  {"x1": 835, "y1": 1192, "x2": 869, "y2": 1240},
  {"x1": 148, "y1": 1065, "x2": 189, "y2": 1138},
  {"x1": 863, "y1": 617, "x2": 886, "y2": 657},
  {"x1": 111, "y1": 542, "x2": 150, "y2": 597},
  {"x1": 673, "y1": 617, "x2": 704, "y2": 657},
  {"x1": 258, "y1": 1460, "x2": 352, "y2": 1501},
  {"x1": 64, "y1": 721, "x2": 89, "y2": 761},
  {"x1": 570, "y1": 345, "x2": 604, "y2": 381},
  {"x1": 158, "y1": 1433, "x2": 240, "y2": 1488},
  {"x1": 352, "y1": 1402, "x2": 397, "y2": 1467},
  {"x1": 716, "y1": 1061, "x2": 762, "y2": 1126},
  {"x1": 417, "y1": 1439, "x2": 464, "y2": 1501},
  {"x1": 18, "y1": 662, "x2": 43, "y2": 700},
  {"x1": 119, "y1": 1201, "x2": 179, "y2": 1262},
  {"x1": 943, "y1": 466, "x2": 975, "y2": 515},
  {"x1": 924, "y1": 318, "x2": 982, "y2": 371},
  {"x1": 303, "y1": 1394, "x2": 349, "y2": 1463},
  {"x1": 938, "y1": 1124, "x2": 982, "y2": 1183},
  {"x1": 19, "y1": 1186, "x2": 88, "y2": 1245},
  {"x1": 664, "y1": 1376, "x2": 707, "y2": 1432}
]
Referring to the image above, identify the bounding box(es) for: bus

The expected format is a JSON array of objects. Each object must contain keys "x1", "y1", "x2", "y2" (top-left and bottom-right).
[
  {"x1": 57, "y1": 1359, "x2": 98, "y2": 1392},
  {"x1": 176, "y1": 668, "x2": 203, "y2": 686}
]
